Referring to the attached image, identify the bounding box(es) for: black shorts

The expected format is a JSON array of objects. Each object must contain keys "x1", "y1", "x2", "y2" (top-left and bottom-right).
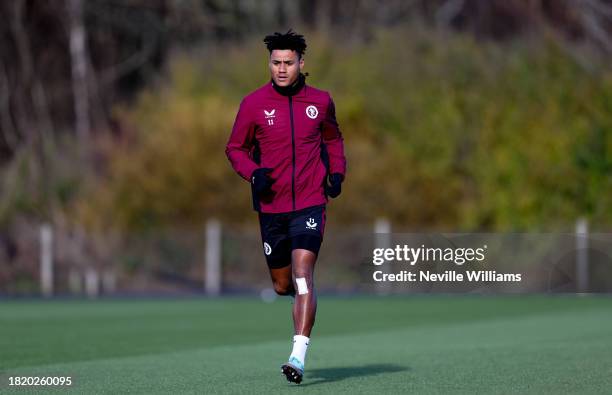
[{"x1": 258, "y1": 205, "x2": 326, "y2": 269}]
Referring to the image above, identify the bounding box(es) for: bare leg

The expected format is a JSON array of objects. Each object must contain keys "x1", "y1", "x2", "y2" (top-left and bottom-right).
[
  {"x1": 291, "y1": 249, "x2": 317, "y2": 337},
  {"x1": 268, "y1": 264, "x2": 295, "y2": 296}
]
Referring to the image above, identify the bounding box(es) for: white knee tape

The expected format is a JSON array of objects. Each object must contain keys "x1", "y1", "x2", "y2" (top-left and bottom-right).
[{"x1": 296, "y1": 277, "x2": 309, "y2": 295}]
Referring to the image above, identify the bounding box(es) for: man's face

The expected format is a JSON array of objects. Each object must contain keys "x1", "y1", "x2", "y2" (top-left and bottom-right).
[{"x1": 269, "y1": 49, "x2": 304, "y2": 87}]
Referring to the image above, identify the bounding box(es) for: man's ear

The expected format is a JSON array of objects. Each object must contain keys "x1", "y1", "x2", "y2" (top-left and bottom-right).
[{"x1": 299, "y1": 57, "x2": 305, "y2": 69}]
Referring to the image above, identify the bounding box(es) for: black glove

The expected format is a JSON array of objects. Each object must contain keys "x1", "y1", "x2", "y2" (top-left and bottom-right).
[
  {"x1": 325, "y1": 173, "x2": 343, "y2": 198},
  {"x1": 252, "y1": 168, "x2": 274, "y2": 194}
]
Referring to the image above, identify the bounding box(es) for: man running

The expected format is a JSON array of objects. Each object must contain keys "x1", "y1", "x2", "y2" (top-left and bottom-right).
[{"x1": 225, "y1": 30, "x2": 346, "y2": 384}]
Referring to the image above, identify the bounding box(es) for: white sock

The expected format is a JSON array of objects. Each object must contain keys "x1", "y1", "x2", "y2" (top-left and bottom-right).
[{"x1": 289, "y1": 335, "x2": 309, "y2": 365}]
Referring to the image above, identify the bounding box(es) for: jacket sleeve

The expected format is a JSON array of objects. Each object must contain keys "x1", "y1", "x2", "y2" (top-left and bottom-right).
[
  {"x1": 225, "y1": 99, "x2": 259, "y2": 182},
  {"x1": 322, "y1": 94, "x2": 347, "y2": 178}
]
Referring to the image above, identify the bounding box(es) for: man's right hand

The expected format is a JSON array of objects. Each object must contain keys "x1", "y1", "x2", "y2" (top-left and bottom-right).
[{"x1": 252, "y1": 168, "x2": 274, "y2": 194}]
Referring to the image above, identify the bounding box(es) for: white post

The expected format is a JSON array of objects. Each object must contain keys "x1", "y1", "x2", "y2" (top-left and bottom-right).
[
  {"x1": 85, "y1": 268, "x2": 99, "y2": 298},
  {"x1": 40, "y1": 224, "x2": 53, "y2": 297},
  {"x1": 576, "y1": 218, "x2": 588, "y2": 293},
  {"x1": 374, "y1": 218, "x2": 391, "y2": 294},
  {"x1": 205, "y1": 219, "x2": 222, "y2": 296}
]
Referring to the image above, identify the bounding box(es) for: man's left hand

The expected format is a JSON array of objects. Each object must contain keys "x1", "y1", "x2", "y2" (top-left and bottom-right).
[{"x1": 326, "y1": 173, "x2": 343, "y2": 198}]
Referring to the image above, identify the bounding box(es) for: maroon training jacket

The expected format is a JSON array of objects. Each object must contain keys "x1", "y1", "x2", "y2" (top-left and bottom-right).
[{"x1": 226, "y1": 79, "x2": 346, "y2": 213}]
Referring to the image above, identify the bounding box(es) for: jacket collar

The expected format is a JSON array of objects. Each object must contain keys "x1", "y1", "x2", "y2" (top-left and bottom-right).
[{"x1": 271, "y1": 73, "x2": 306, "y2": 97}]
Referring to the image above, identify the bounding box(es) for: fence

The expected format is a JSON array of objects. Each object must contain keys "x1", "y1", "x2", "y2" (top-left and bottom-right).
[{"x1": 1, "y1": 218, "x2": 611, "y2": 297}]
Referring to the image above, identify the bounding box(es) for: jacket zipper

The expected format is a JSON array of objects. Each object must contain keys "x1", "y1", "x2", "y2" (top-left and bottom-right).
[{"x1": 289, "y1": 96, "x2": 296, "y2": 211}]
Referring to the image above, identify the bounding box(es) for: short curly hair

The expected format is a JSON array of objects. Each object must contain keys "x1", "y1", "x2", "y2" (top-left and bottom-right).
[{"x1": 263, "y1": 29, "x2": 307, "y2": 58}]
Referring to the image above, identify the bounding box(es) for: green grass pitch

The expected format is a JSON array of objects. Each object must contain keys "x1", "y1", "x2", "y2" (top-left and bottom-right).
[{"x1": 1, "y1": 295, "x2": 611, "y2": 394}]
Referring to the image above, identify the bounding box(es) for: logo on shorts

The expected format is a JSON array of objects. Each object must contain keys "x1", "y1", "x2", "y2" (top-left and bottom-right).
[
  {"x1": 306, "y1": 218, "x2": 317, "y2": 230},
  {"x1": 306, "y1": 105, "x2": 318, "y2": 119},
  {"x1": 263, "y1": 242, "x2": 272, "y2": 255},
  {"x1": 264, "y1": 109, "x2": 275, "y2": 125}
]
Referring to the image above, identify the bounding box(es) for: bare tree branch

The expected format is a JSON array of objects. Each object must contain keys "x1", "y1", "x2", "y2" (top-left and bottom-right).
[
  {"x1": 67, "y1": 0, "x2": 91, "y2": 158},
  {"x1": 0, "y1": 60, "x2": 19, "y2": 152}
]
